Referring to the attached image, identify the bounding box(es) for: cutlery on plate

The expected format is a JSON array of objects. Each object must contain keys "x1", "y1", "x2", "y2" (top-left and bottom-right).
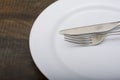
[{"x1": 60, "y1": 21, "x2": 120, "y2": 46}]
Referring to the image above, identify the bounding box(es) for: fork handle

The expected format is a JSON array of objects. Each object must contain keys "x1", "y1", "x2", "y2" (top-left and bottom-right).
[
  {"x1": 106, "y1": 30, "x2": 120, "y2": 36},
  {"x1": 106, "y1": 23, "x2": 120, "y2": 36}
]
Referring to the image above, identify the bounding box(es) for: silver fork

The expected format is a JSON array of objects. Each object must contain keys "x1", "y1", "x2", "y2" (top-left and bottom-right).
[{"x1": 64, "y1": 30, "x2": 120, "y2": 46}]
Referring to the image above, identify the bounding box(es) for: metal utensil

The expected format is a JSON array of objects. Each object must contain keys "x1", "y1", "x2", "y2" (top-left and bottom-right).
[
  {"x1": 60, "y1": 21, "x2": 120, "y2": 35},
  {"x1": 64, "y1": 31, "x2": 120, "y2": 46}
]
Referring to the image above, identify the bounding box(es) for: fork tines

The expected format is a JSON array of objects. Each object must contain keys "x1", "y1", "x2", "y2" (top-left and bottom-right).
[{"x1": 64, "y1": 34, "x2": 94, "y2": 45}]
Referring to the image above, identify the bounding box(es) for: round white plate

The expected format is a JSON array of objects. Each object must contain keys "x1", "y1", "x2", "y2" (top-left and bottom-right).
[{"x1": 30, "y1": 0, "x2": 120, "y2": 80}]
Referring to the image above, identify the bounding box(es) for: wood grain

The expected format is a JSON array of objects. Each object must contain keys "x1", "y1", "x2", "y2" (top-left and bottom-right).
[{"x1": 0, "y1": 0, "x2": 56, "y2": 80}]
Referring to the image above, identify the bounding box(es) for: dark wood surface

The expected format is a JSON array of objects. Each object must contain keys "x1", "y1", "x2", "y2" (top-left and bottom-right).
[{"x1": 0, "y1": 0, "x2": 56, "y2": 80}]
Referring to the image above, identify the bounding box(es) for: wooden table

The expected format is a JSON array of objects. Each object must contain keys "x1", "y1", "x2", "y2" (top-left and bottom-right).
[{"x1": 0, "y1": 0, "x2": 55, "y2": 80}]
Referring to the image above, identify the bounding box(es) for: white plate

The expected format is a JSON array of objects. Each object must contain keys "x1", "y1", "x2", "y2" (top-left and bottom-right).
[{"x1": 30, "y1": 0, "x2": 120, "y2": 80}]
